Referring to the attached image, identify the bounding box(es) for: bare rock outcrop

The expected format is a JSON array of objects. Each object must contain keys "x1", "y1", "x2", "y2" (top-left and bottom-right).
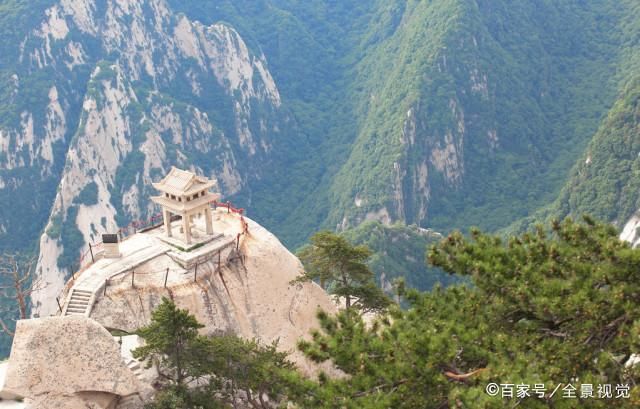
[
  {"x1": 3, "y1": 316, "x2": 142, "y2": 408},
  {"x1": 90, "y1": 211, "x2": 337, "y2": 374}
]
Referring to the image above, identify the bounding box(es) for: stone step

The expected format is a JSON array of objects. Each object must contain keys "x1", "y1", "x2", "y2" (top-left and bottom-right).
[
  {"x1": 125, "y1": 358, "x2": 144, "y2": 379},
  {"x1": 67, "y1": 305, "x2": 88, "y2": 310},
  {"x1": 63, "y1": 288, "x2": 96, "y2": 316},
  {"x1": 67, "y1": 304, "x2": 87, "y2": 310},
  {"x1": 67, "y1": 304, "x2": 87, "y2": 309}
]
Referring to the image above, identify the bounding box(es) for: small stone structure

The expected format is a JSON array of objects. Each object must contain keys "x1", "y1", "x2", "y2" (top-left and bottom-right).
[
  {"x1": 151, "y1": 167, "x2": 220, "y2": 245},
  {"x1": 102, "y1": 233, "x2": 121, "y2": 258}
]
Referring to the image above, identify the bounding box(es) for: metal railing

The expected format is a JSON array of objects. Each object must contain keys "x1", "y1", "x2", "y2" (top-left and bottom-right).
[
  {"x1": 103, "y1": 246, "x2": 230, "y2": 295},
  {"x1": 57, "y1": 200, "x2": 251, "y2": 314}
]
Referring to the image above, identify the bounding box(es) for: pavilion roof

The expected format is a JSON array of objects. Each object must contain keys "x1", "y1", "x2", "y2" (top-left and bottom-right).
[{"x1": 152, "y1": 167, "x2": 217, "y2": 196}]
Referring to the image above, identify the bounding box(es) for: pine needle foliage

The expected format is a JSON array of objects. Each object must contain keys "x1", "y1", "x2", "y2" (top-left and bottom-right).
[
  {"x1": 297, "y1": 230, "x2": 391, "y2": 312},
  {"x1": 294, "y1": 217, "x2": 640, "y2": 408}
]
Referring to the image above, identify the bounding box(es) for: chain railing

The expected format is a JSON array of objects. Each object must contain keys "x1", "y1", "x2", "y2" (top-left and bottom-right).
[
  {"x1": 57, "y1": 200, "x2": 251, "y2": 314},
  {"x1": 103, "y1": 245, "x2": 230, "y2": 296}
]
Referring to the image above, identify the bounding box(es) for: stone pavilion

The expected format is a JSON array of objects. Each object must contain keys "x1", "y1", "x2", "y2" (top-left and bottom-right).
[{"x1": 151, "y1": 167, "x2": 220, "y2": 245}]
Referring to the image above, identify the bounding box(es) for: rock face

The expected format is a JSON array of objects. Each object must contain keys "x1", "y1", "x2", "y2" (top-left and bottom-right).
[
  {"x1": 621, "y1": 214, "x2": 640, "y2": 248},
  {"x1": 3, "y1": 316, "x2": 142, "y2": 408},
  {"x1": 4, "y1": 209, "x2": 336, "y2": 407},
  {"x1": 6, "y1": 0, "x2": 295, "y2": 317},
  {"x1": 88, "y1": 210, "x2": 336, "y2": 374}
]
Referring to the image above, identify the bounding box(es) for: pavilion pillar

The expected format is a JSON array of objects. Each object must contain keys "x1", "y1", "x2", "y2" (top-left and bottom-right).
[
  {"x1": 183, "y1": 213, "x2": 192, "y2": 244},
  {"x1": 204, "y1": 207, "x2": 213, "y2": 235},
  {"x1": 163, "y1": 209, "x2": 172, "y2": 237}
]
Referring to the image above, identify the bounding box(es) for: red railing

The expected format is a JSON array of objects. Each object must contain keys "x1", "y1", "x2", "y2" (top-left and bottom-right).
[
  {"x1": 77, "y1": 241, "x2": 103, "y2": 268},
  {"x1": 117, "y1": 212, "x2": 163, "y2": 240},
  {"x1": 58, "y1": 200, "x2": 251, "y2": 314},
  {"x1": 212, "y1": 200, "x2": 249, "y2": 235},
  {"x1": 212, "y1": 200, "x2": 244, "y2": 215}
]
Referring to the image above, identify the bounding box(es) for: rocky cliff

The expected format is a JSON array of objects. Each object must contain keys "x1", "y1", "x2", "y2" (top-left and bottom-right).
[
  {"x1": 0, "y1": 0, "x2": 297, "y2": 311},
  {"x1": 87, "y1": 210, "x2": 337, "y2": 375},
  {"x1": 1, "y1": 0, "x2": 640, "y2": 353},
  {"x1": 7, "y1": 208, "x2": 336, "y2": 408}
]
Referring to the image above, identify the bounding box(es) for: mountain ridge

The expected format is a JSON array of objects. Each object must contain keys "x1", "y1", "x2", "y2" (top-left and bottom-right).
[{"x1": 0, "y1": 0, "x2": 638, "y2": 330}]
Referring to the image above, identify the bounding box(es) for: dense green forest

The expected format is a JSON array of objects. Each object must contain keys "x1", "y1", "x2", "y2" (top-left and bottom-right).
[
  {"x1": 342, "y1": 221, "x2": 458, "y2": 291},
  {"x1": 169, "y1": 0, "x2": 640, "y2": 243},
  {"x1": 508, "y1": 77, "x2": 640, "y2": 234}
]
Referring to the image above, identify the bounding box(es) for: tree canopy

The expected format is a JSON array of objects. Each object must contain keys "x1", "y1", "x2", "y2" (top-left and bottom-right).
[
  {"x1": 295, "y1": 217, "x2": 640, "y2": 408},
  {"x1": 136, "y1": 217, "x2": 640, "y2": 408},
  {"x1": 297, "y1": 230, "x2": 391, "y2": 312},
  {"x1": 134, "y1": 297, "x2": 307, "y2": 409}
]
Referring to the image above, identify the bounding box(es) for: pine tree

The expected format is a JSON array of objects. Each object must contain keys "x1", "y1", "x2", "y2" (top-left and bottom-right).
[
  {"x1": 297, "y1": 230, "x2": 391, "y2": 312},
  {"x1": 134, "y1": 298, "x2": 308, "y2": 409},
  {"x1": 294, "y1": 217, "x2": 640, "y2": 408}
]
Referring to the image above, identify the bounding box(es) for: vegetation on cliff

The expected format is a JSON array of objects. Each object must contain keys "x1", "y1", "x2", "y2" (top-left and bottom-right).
[
  {"x1": 145, "y1": 217, "x2": 640, "y2": 408},
  {"x1": 135, "y1": 298, "x2": 305, "y2": 409},
  {"x1": 297, "y1": 230, "x2": 391, "y2": 312},
  {"x1": 341, "y1": 221, "x2": 458, "y2": 291}
]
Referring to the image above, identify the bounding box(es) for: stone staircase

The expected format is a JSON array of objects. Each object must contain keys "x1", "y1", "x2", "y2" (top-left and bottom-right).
[
  {"x1": 60, "y1": 241, "x2": 170, "y2": 318},
  {"x1": 125, "y1": 357, "x2": 144, "y2": 379},
  {"x1": 116, "y1": 358, "x2": 145, "y2": 408},
  {"x1": 63, "y1": 289, "x2": 94, "y2": 316}
]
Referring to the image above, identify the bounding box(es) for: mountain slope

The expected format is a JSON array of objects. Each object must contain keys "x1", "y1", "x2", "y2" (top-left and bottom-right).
[
  {"x1": 555, "y1": 78, "x2": 640, "y2": 226},
  {"x1": 0, "y1": 0, "x2": 639, "y2": 321},
  {"x1": 341, "y1": 221, "x2": 458, "y2": 292},
  {"x1": 0, "y1": 0, "x2": 311, "y2": 318},
  {"x1": 508, "y1": 77, "x2": 640, "y2": 240},
  {"x1": 163, "y1": 0, "x2": 640, "y2": 246},
  {"x1": 325, "y1": 0, "x2": 639, "y2": 235}
]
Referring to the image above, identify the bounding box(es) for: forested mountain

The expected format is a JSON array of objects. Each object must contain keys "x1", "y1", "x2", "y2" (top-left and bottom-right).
[
  {"x1": 341, "y1": 221, "x2": 458, "y2": 292},
  {"x1": 0, "y1": 0, "x2": 639, "y2": 317},
  {"x1": 509, "y1": 78, "x2": 640, "y2": 236}
]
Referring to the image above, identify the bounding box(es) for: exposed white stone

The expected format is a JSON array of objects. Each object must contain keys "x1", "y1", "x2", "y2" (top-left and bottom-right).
[
  {"x1": 60, "y1": 0, "x2": 97, "y2": 35},
  {"x1": 40, "y1": 86, "x2": 66, "y2": 165},
  {"x1": 32, "y1": 226, "x2": 66, "y2": 318},
  {"x1": 364, "y1": 207, "x2": 392, "y2": 225},
  {"x1": 487, "y1": 129, "x2": 498, "y2": 149},
  {"x1": 430, "y1": 129, "x2": 464, "y2": 186},
  {"x1": 173, "y1": 16, "x2": 204, "y2": 65},
  {"x1": 38, "y1": 5, "x2": 69, "y2": 41},
  {"x1": 620, "y1": 214, "x2": 640, "y2": 247},
  {"x1": 64, "y1": 41, "x2": 86, "y2": 70},
  {"x1": 220, "y1": 157, "x2": 243, "y2": 195}
]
